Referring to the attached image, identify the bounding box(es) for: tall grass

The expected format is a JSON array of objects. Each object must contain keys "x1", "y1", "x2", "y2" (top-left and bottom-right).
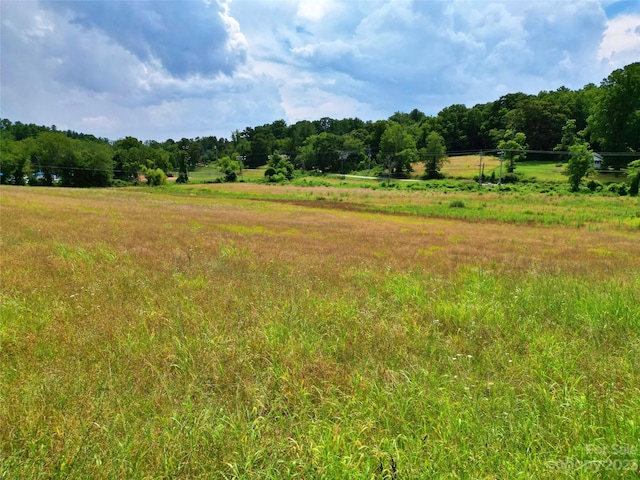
[{"x1": 1, "y1": 186, "x2": 639, "y2": 478}]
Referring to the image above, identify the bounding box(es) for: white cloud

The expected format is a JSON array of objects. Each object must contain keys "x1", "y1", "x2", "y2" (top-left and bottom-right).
[
  {"x1": 598, "y1": 13, "x2": 640, "y2": 68},
  {"x1": 296, "y1": 0, "x2": 334, "y2": 22},
  {"x1": 0, "y1": 0, "x2": 632, "y2": 141}
]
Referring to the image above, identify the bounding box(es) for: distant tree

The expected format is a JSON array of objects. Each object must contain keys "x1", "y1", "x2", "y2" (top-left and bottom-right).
[
  {"x1": 409, "y1": 108, "x2": 426, "y2": 123},
  {"x1": 65, "y1": 140, "x2": 113, "y2": 187},
  {"x1": 0, "y1": 136, "x2": 32, "y2": 184},
  {"x1": 588, "y1": 62, "x2": 640, "y2": 168},
  {"x1": 363, "y1": 120, "x2": 387, "y2": 159},
  {"x1": 296, "y1": 133, "x2": 341, "y2": 172},
  {"x1": 421, "y1": 131, "x2": 448, "y2": 178},
  {"x1": 217, "y1": 155, "x2": 242, "y2": 182},
  {"x1": 187, "y1": 141, "x2": 202, "y2": 168},
  {"x1": 36, "y1": 131, "x2": 76, "y2": 185},
  {"x1": 265, "y1": 150, "x2": 294, "y2": 182},
  {"x1": 388, "y1": 111, "x2": 411, "y2": 125},
  {"x1": 497, "y1": 130, "x2": 527, "y2": 173},
  {"x1": 436, "y1": 104, "x2": 470, "y2": 152},
  {"x1": 379, "y1": 122, "x2": 417, "y2": 176},
  {"x1": 270, "y1": 119, "x2": 288, "y2": 139},
  {"x1": 113, "y1": 136, "x2": 145, "y2": 182},
  {"x1": 554, "y1": 119, "x2": 578, "y2": 159},
  {"x1": 509, "y1": 97, "x2": 567, "y2": 152},
  {"x1": 176, "y1": 150, "x2": 189, "y2": 183},
  {"x1": 314, "y1": 133, "x2": 342, "y2": 172},
  {"x1": 289, "y1": 120, "x2": 317, "y2": 151},
  {"x1": 566, "y1": 142, "x2": 594, "y2": 192},
  {"x1": 248, "y1": 133, "x2": 271, "y2": 168},
  {"x1": 341, "y1": 133, "x2": 367, "y2": 172}
]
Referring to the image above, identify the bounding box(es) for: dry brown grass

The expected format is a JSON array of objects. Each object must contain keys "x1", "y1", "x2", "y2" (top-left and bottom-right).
[
  {"x1": 412, "y1": 154, "x2": 501, "y2": 178},
  {"x1": 2, "y1": 186, "x2": 637, "y2": 278}
]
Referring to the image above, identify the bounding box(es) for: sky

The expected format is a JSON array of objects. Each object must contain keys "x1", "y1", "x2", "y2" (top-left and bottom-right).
[{"x1": 1, "y1": 0, "x2": 639, "y2": 142}]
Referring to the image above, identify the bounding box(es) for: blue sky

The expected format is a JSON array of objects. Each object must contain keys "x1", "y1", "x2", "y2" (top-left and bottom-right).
[{"x1": 1, "y1": 0, "x2": 639, "y2": 141}]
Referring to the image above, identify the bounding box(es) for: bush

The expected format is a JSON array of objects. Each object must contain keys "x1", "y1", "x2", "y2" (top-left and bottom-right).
[
  {"x1": 586, "y1": 179, "x2": 602, "y2": 192},
  {"x1": 607, "y1": 183, "x2": 628, "y2": 196},
  {"x1": 449, "y1": 200, "x2": 466, "y2": 208},
  {"x1": 264, "y1": 152, "x2": 294, "y2": 182},
  {"x1": 502, "y1": 173, "x2": 520, "y2": 184},
  {"x1": 145, "y1": 168, "x2": 167, "y2": 186},
  {"x1": 423, "y1": 171, "x2": 445, "y2": 180}
]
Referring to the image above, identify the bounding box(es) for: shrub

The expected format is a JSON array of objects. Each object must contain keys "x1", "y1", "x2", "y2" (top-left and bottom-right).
[
  {"x1": 144, "y1": 167, "x2": 167, "y2": 186},
  {"x1": 449, "y1": 200, "x2": 466, "y2": 208},
  {"x1": 264, "y1": 151, "x2": 294, "y2": 182},
  {"x1": 423, "y1": 170, "x2": 445, "y2": 180},
  {"x1": 502, "y1": 173, "x2": 519, "y2": 184},
  {"x1": 586, "y1": 179, "x2": 602, "y2": 192},
  {"x1": 607, "y1": 183, "x2": 628, "y2": 196}
]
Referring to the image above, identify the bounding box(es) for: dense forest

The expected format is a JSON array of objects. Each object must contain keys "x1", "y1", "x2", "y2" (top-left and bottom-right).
[{"x1": 1, "y1": 62, "x2": 638, "y2": 188}]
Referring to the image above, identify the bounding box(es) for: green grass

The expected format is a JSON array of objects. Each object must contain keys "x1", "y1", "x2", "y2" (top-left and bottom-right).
[
  {"x1": 509, "y1": 161, "x2": 567, "y2": 183},
  {"x1": 149, "y1": 183, "x2": 640, "y2": 230},
  {"x1": 1, "y1": 186, "x2": 639, "y2": 478}
]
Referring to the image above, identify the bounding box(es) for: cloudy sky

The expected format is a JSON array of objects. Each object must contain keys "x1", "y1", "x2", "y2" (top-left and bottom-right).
[{"x1": 1, "y1": 0, "x2": 639, "y2": 141}]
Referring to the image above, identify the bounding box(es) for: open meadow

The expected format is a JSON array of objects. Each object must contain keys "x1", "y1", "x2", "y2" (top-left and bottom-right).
[{"x1": 1, "y1": 183, "x2": 639, "y2": 478}]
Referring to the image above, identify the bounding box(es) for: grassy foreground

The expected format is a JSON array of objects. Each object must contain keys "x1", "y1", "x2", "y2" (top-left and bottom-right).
[{"x1": 1, "y1": 185, "x2": 639, "y2": 479}]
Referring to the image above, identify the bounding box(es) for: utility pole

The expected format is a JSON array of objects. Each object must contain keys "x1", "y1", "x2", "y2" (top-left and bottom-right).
[
  {"x1": 498, "y1": 151, "x2": 504, "y2": 187},
  {"x1": 478, "y1": 151, "x2": 483, "y2": 186}
]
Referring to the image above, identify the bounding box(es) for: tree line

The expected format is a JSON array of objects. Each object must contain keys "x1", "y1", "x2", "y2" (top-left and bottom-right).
[{"x1": 1, "y1": 62, "x2": 638, "y2": 188}]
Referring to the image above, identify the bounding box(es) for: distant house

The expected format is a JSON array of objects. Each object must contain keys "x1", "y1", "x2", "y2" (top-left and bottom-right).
[{"x1": 592, "y1": 153, "x2": 604, "y2": 169}]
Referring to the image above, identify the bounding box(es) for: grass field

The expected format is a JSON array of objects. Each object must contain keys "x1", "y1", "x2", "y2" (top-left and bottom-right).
[
  {"x1": 1, "y1": 184, "x2": 639, "y2": 478},
  {"x1": 182, "y1": 156, "x2": 629, "y2": 188}
]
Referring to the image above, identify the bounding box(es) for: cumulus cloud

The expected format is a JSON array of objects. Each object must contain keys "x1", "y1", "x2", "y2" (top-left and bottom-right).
[
  {"x1": 40, "y1": 0, "x2": 247, "y2": 78},
  {"x1": 598, "y1": 13, "x2": 640, "y2": 67},
  {"x1": 0, "y1": 0, "x2": 632, "y2": 141}
]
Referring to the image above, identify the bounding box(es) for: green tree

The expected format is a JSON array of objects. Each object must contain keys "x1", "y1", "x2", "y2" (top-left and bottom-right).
[
  {"x1": 36, "y1": 131, "x2": 76, "y2": 185},
  {"x1": 0, "y1": 136, "x2": 33, "y2": 185},
  {"x1": 176, "y1": 150, "x2": 189, "y2": 183},
  {"x1": 296, "y1": 133, "x2": 342, "y2": 172},
  {"x1": 64, "y1": 140, "x2": 113, "y2": 187},
  {"x1": 436, "y1": 104, "x2": 469, "y2": 152},
  {"x1": 264, "y1": 150, "x2": 294, "y2": 182},
  {"x1": 588, "y1": 62, "x2": 640, "y2": 168},
  {"x1": 566, "y1": 142, "x2": 594, "y2": 192},
  {"x1": 188, "y1": 141, "x2": 202, "y2": 168},
  {"x1": 379, "y1": 122, "x2": 417, "y2": 176},
  {"x1": 509, "y1": 97, "x2": 567, "y2": 152},
  {"x1": 113, "y1": 136, "x2": 145, "y2": 182},
  {"x1": 341, "y1": 133, "x2": 367, "y2": 172},
  {"x1": 554, "y1": 119, "x2": 578, "y2": 159},
  {"x1": 497, "y1": 130, "x2": 527, "y2": 173},
  {"x1": 313, "y1": 133, "x2": 342, "y2": 172},
  {"x1": 249, "y1": 133, "x2": 271, "y2": 168},
  {"x1": 421, "y1": 131, "x2": 448, "y2": 178},
  {"x1": 217, "y1": 155, "x2": 242, "y2": 182}
]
